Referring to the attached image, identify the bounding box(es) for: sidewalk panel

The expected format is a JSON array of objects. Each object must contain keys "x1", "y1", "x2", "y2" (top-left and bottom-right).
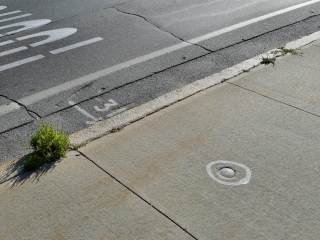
[
  {"x1": 82, "y1": 82, "x2": 320, "y2": 239},
  {"x1": 0, "y1": 152, "x2": 193, "y2": 240},
  {"x1": 230, "y1": 41, "x2": 320, "y2": 116}
]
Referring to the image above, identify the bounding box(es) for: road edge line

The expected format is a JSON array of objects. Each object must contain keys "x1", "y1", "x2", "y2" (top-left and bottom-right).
[
  {"x1": 69, "y1": 30, "x2": 320, "y2": 145},
  {"x1": 1, "y1": 31, "x2": 320, "y2": 184}
]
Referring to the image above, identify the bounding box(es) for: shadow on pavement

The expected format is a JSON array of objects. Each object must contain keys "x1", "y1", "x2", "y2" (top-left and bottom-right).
[{"x1": 0, "y1": 154, "x2": 59, "y2": 187}]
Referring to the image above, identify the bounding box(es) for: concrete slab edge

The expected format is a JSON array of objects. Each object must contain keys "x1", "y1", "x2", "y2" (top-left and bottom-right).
[
  {"x1": 69, "y1": 31, "x2": 320, "y2": 145},
  {"x1": 1, "y1": 31, "x2": 320, "y2": 184}
]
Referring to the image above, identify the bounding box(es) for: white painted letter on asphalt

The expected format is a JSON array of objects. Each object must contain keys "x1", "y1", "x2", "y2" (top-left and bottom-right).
[
  {"x1": 16, "y1": 28, "x2": 78, "y2": 47},
  {"x1": 94, "y1": 99, "x2": 118, "y2": 112},
  {"x1": 0, "y1": 19, "x2": 51, "y2": 35}
]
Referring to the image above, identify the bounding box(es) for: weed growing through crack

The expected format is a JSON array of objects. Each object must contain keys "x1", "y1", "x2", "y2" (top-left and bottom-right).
[
  {"x1": 272, "y1": 47, "x2": 301, "y2": 56},
  {"x1": 260, "y1": 57, "x2": 276, "y2": 66},
  {"x1": 24, "y1": 123, "x2": 70, "y2": 171}
]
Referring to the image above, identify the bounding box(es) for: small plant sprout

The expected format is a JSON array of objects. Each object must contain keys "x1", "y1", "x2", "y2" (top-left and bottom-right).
[
  {"x1": 271, "y1": 47, "x2": 301, "y2": 56},
  {"x1": 260, "y1": 56, "x2": 276, "y2": 66},
  {"x1": 24, "y1": 123, "x2": 70, "y2": 170}
]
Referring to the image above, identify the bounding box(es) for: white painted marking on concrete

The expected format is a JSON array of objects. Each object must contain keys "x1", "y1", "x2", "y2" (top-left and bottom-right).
[
  {"x1": 17, "y1": 28, "x2": 77, "y2": 47},
  {"x1": 189, "y1": 0, "x2": 320, "y2": 44},
  {"x1": 0, "y1": 10, "x2": 21, "y2": 17},
  {"x1": 106, "y1": 107, "x2": 127, "y2": 118},
  {"x1": 94, "y1": 99, "x2": 118, "y2": 112},
  {"x1": 0, "y1": 54, "x2": 44, "y2": 72},
  {"x1": 1, "y1": 1, "x2": 320, "y2": 116},
  {"x1": 0, "y1": 19, "x2": 51, "y2": 35},
  {"x1": 0, "y1": 14, "x2": 32, "y2": 23},
  {"x1": 49, "y1": 37, "x2": 103, "y2": 54},
  {"x1": 0, "y1": 6, "x2": 7, "y2": 11},
  {"x1": 69, "y1": 101, "x2": 102, "y2": 124},
  {"x1": 206, "y1": 160, "x2": 251, "y2": 186},
  {"x1": 0, "y1": 40, "x2": 14, "y2": 46},
  {"x1": 0, "y1": 46, "x2": 28, "y2": 57}
]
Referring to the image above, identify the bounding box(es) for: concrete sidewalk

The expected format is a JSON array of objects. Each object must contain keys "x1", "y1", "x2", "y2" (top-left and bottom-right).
[{"x1": 1, "y1": 40, "x2": 320, "y2": 239}]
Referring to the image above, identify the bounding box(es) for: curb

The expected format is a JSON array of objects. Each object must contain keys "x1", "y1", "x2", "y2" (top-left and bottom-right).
[
  {"x1": 68, "y1": 31, "x2": 320, "y2": 145},
  {"x1": 1, "y1": 31, "x2": 320, "y2": 184}
]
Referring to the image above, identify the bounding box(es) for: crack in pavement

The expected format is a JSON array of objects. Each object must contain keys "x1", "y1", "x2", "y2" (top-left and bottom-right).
[
  {"x1": 77, "y1": 150, "x2": 198, "y2": 240},
  {"x1": 33, "y1": 13, "x2": 320, "y2": 120},
  {"x1": 113, "y1": 0, "x2": 137, "y2": 8},
  {"x1": 0, "y1": 94, "x2": 40, "y2": 120},
  {"x1": 113, "y1": 7, "x2": 213, "y2": 53},
  {"x1": 0, "y1": 0, "x2": 137, "y2": 40}
]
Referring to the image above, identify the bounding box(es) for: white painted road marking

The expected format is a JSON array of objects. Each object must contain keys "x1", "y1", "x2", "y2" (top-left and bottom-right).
[
  {"x1": 0, "y1": 14, "x2": 32, "y2": 23},
  {"x1": 0, "y1": 40, "x2": 14, "y2": 46},
  {"x1": 1, "y1": 0, "x2": 320, "y2": 115},
  {"x1": 0, "y1": 54, "x2": 44, "y2": 72},
  {"x1": 69, "y1": 101, "x2": 102, "y2": 125},
  {"x1": 0, "y1": 10, "x2": 22, "y2": 17},
  {"x1": 0, "y1": 19, "x2": 51, "y2": 35},
  {"x1": 49, "y1": 37, "x2": 103, "y2": 54},
  {"x1": 17, "y1": 28, "x2": 78, "y2": 47},
  {"x1": 94, "y1": 99, "x2": 118, "y2": 112},
  {"x1": 0, "y1": 102, "x2": 21, "y2": 115},
  {"x1": 206, "y1": 160, "x2": 251, "y2": 186},
  {"x1": 0, "y1": 46, "x2": 28, "y2": 57},
  {"x1": 189, "y1": 0, "x2": 320, "y2": 44},
  {"x1": 69, "y1": 99, "x2": 123, "y2": 124}
]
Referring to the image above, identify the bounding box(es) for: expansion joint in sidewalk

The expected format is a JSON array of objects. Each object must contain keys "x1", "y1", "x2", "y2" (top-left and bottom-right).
[
  {"x1": 77, "y1": 150, "x2": 198, "y2": 240},
  {"x1": 228, "y1": 82, "x2": 320, "y2": 118}
]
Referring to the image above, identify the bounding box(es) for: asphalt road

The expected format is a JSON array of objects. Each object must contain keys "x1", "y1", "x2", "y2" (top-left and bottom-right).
[{"x1": 1, "y1": 0, "x2": 320, "y2": 164}]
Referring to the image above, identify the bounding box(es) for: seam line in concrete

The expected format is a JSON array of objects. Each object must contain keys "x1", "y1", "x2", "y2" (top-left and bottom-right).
[
  {"x1": 77, "y1": 150, "x2": 198, "y2": 240},
  {"x1": 228, "y1": 82, "x2": 320, "y2": 118}
]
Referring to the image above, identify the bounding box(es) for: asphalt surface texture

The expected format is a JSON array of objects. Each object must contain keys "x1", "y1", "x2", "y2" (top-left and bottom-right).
[
  {"x1": 1, "y1": 0, "x2": 320, "y2": 164},
  {"x1": 1, "y1": 39, "x2": 320, "y2": 239}
]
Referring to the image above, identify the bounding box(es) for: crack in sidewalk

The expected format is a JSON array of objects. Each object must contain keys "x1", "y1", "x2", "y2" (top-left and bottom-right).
[
  {"x1": 77, "y1": 150, "x2": 198, "y2": 240},
  {"x1": 113, "y1": 7, "x2": 213, "y2": 53},
  {"x1": 0, "y1": 95, "x2": 41, "y2": 120}
]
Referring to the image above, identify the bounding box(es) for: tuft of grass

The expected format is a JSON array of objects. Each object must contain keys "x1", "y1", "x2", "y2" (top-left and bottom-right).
[
  {"x1": 24, "y1": 123, "x2": 70, "y2": 171},
  {"x1": 260, "y1": 57, "x2": 276, "y2": 65}
]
